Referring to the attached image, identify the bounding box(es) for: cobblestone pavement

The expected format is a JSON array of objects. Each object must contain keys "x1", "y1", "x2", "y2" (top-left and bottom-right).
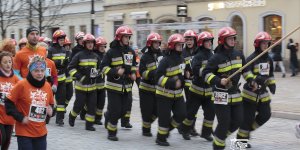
[{"x1": 9, "y1": 72, "x2": 300, "y2": 150}]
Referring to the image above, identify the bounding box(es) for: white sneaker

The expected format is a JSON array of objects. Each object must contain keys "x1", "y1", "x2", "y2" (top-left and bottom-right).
[{"x1": 296, "y1": 123, "x2": 300, "y2": 139}]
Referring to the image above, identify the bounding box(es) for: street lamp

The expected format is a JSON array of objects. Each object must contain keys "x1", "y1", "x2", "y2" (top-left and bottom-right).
[{"x1": 91, "y1": 0, "x2": 95, "y2": 35}]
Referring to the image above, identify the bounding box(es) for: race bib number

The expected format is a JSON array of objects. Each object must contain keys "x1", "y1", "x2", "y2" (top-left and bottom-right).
[
  {"x1": 258, "y1": 63, "x2": 270, "y2": 75},
  {"x1": 29, "y1": 104, "x2": 47, "y2": 122},
  {"x1": 46, "y1": 68, "x2": 51, "y2": 77},
  {"x1": 179, "y1": 64, "x2": 186, "y2": 76},
  {"x1": 124, "y1": 54, "x2": 133, "y2": 66},
  {"x1": 90, "y1": 68, "x2": 98, "y2": 78},
  {"x1": 213, "y1": 92, "x2": 229, "y2": 105},
  {"x1": 156, "y1": 56, "x2": 163, "y2": 67},
  {"x1": 0, "y1": 92, "x2": 5, "y2": 106}
]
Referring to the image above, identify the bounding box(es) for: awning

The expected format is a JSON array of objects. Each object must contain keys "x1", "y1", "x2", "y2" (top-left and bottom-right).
[
  {"x1": 107, "y1": 13, "x2": 124, "y2": 21},
  {"x1": 130, "y1": 11, "x2": 148, "y2": 20}
]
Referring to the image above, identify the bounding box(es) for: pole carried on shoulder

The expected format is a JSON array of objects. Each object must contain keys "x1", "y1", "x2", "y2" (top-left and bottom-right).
[{"x1": 227, "y1": 26, "x2": 300, "y2": 80}]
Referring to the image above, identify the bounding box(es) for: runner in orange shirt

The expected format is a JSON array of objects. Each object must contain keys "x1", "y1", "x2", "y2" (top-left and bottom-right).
[
  {"x1": 0, "y1": 52, "x2": 19, "y2": 150},
  {"x1": 5, "y1": 55, "x2": 54, "y2": 149},
  {"x1": 13, "y1": 26, "x2": 47, "y2": 78}
]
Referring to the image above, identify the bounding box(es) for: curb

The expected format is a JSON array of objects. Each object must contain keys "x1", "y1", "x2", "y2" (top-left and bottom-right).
[{"x1": 272, "y1": 111, "x2": 300, "y2": 120}]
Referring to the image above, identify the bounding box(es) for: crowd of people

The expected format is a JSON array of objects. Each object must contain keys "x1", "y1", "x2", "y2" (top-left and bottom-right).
[{"x1": 0, "y1": 25, "x2": 298, "y2": 150}]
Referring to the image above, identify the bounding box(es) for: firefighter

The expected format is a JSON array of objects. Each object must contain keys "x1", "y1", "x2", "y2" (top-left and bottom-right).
[
  {"x1": 155, "y1": 34, "x2": 186, "y2": 146},
  {"x1": 202, "y1": 27, "x2": 256, "y2": 150},
  {"x1": 63, "y1": 37, "x2": 73, "y2": 107},
  {"x1": 181, "y1": 29, "x2": 199, "y2": 136},
  {"x1": 47, "y1": 30, "x2": 67, "y2": 126},
  {"x1": 70, "y1": 32, "x2": 85, "y2": 60},
  {"x1": 93, "y1": 36, "x2": 107, "y2": 125},
  {"x1": 236, "y1": 32, "x2": 276, "y2": 148},
  {"x1": 180, "y1": 31, "x2": 215, "y2": 141},
  {"x1": 139, "y1": 32, "x2": 162, "y2": 137},
  {"x1": 68, "y1": 34, "x2": 100, "y2": 131},
  {"x1": 100, "y1": 26, "x2": 137, "y2": 141}
]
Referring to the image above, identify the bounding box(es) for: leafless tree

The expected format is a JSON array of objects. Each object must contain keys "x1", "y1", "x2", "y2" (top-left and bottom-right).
[
  {"x1": 0, "y1": 0, "x2": 26, "y2": 39},
  {"x1": 26, "y1": 0, "x2": 72, "y2": 34}
]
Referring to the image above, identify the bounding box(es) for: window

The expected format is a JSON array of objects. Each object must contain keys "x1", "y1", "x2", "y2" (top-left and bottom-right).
[
  {"x1": 10, "y1": 31, "x2": 15, "y2": 39},
  {"x1": 264, "y1": 15, "x2": 282, "y2": 40},
  {"x1": 19, "y1": 29, "x2": 23, "y2": 39},
  {"x1": 136, "y1": 19, "x2": 150, "y2": 49},
  {"x1": 69, "y1": 26, "x2": 75, "y2": 46},
  {"x1": 80, "y1": 25, "x2": 87, "y2": 33},
  {"x1": 113, "y1": 21, "x2": 123, "y2": 36},
  {"x1": 231, "y1": 15, "x2": 244, "y2": 51}
]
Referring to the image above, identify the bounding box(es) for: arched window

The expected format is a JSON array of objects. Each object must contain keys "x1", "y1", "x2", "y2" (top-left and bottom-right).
[
  {"x1": 231, "y1": 15, "x2": 244, "y2": 51},
  {"x1": 263, "y1": 15, "x2": 282, "y2": 40}
]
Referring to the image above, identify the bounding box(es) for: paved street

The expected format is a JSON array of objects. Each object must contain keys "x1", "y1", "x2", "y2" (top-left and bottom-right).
[{"x1": 9, "y1": 72, "x2": 300, "y2": 150}]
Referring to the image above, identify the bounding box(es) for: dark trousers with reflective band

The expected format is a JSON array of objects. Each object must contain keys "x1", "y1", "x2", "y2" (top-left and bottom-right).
[
  {"x1": 71, "y1": 89, "x2": 97, "y2": 123},
  {"x1": 121, "y1": 91, "x2": 133, "y2": 125},
  {"x1": 139, "y1": 90, "x2": 157, "y2": 132},
  {"x1": 0, "y1": 124, "x2": 13, "y2": 150},
  {"x1": 183, "y1": 92, "x2": 215, "y2": 137},
  {"x1": 17, "y1": 135, "x2": 47, "y2": 150},
  {"x1": 55, "y1": 82, "x2": 67, "y2": 120},
  {"x1": 65, "y1": 82, "x2": 73, "y2": 107},
  {"x1": 106, "y1": 91, "x2": 131, "y2": 135},
  {"x1": 237, "y1": 100, "x2": 271, "y2": 139},
  {"x1": 96, "y1": 89, "x2": 106, "y2": 120},
  {"x1": 156, "y1": 95, "x2": 186, "y2": 140},
  {"x1": 213, "y1": 103, "x2": 243, "y2": 149},
  {"x1": 183, "y1": 86, "x2": 197, "y2": 130}
]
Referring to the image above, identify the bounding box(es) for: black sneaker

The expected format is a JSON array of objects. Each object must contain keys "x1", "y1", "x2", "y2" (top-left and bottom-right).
[
  {"x1": 190, "y1": 128, "x2": 199, "y2": 136},
  {"x1": 155, "y1": 139, "x2": 170, "y2": 146},
  {"x1": 107, "y1": 135, "x2": 119, "y2": 141}
]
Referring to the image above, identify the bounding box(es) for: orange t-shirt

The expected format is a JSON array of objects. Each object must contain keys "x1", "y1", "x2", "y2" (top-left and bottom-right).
[
  {"x1": 0, "y1": 75, "x2": 19, "y2": 125},
  {"x1": 136, "y1": 55, "x2": 141, "y2": 78},
  {"x1": 7, "y1": 79, "x2": 54, "y2": 137},
  {"x1": 14, "y1": 46, "x2": 47, "y2": 78}
]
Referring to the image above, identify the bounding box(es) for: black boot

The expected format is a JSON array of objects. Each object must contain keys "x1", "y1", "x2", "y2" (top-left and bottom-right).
[
  {"x1": 107, "y1": 130, "x2": 118, "y2": 141},
  {"x1": 190, "y1": 127, "x2": 199, "y2": 136},
  {"x1": 142, "y1": 127, "x2": 153, "y2": 137},
  {"x1": 80, "y1": 109, "x2": 87, "y2": 120},
  {"x1": 178, "y1": 124, "x2": 191, "y2": 140},
  {"x1": 200, "y1": 134, "x2": 213, "y2": 141},
  {"x1": 69, "y1": 112, "x2": 76, "y2": 127},
  {"x1": 94, "y1": 115, "x2": 103, "y2": 125},
  {"x1": 56, "y1": 112, "x2": 64, "y2": 127},
  {"x1": 201, "y1": 126, "x2": 213, "y2": 141},
  {"x1": 86, "y1": 121, "x2": 96, "y2": 131},
  {"x1": 156, "y1": 133, "x2": 170, "y2": 146},
  {"x1": 121, "y1": 117, "x2": 132, "y2": 128},
  {"x1": 104, "y1": 112, "x2": 109, "y2": 129}
]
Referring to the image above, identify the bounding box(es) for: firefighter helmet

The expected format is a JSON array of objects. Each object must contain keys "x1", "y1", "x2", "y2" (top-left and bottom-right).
[
  {"x1": 146, "y1": 32, "x2": 162, "y2": 47},
  {"x1": 52, "y1": 30, "x2": 66, "y2": 43},
  {"x1": 254, "y1": 32, "x2": 272, "y2": 48},
  {"x1": 167, "y1": 34, "x2": 185, "y2": 49},
  {"x1": 218, "y1": 27, "x2": 237, "y2": 45},
  {"x1": 114, "y1": 26, "x2": 133, "y2": 41},
  {"x1": 197, "y1": 31, "x2": 214, "y2": 47}
]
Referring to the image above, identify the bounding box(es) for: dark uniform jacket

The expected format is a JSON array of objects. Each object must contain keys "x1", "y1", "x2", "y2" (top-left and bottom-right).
[{"x1": 47, "y1": 44, "x2": 67, "y2": 82}]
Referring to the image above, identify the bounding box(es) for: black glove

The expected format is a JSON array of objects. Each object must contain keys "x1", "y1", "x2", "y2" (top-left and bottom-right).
[
  {"x1": 255, "y1": 75, "x2": 268, "y2": 86},
  {"x1": 268, "y1": 84, "x2": 276, "y2": 94}
]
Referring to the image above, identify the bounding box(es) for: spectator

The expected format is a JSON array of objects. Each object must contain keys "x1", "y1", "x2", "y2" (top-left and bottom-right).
[
  {"x1": 271, "y1": 37, "x2": 286, "y2": 77},
  {"x1": 287, "y1": 39, "x2": 299, "y2": 76}
]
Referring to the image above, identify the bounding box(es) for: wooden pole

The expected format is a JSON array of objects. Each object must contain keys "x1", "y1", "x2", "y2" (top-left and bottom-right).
[{"x1": 227, "y1": 26, "x2": 300, "y2": 80}]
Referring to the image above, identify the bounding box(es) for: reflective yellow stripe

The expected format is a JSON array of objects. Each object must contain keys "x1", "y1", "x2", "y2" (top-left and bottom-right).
[
  {"x1": 231, "y1": 97, "x2": 242, "y2": 103},
  {"x1": 79, "y1": 62, "x2": 97, "y2": 66},
  {"x1": 66, "y1": 77, "x2": 73, "y2": 82},
  {"x1": 237, "y1": 130, "x2": 249, "y2": 138},
  {"x1": 218, "y1": 64, "x2": 242, "y2": 73},
  {"x1": 85, "y1": 116, "x2": 95, "y2": 122},
  {"x1": 58, "y1": 76, "x2": 66, "y2": 81},
  {"x1": 139, "y1": 84, "x2": 156, "y2": 92},
  {"x1": 131, "y1": 66, "x2": 137, "y2": 71},
  {"x1": 158, "y1": 129, "x2": 168, "y2": 135},
  {"x1": 166, "y1": 69, "x2": 181, "y2": 76},
  {"x1": 241, "y1": 91, "x2": 257, "y2": 101},
  {"x1": 111, "y1": 60, "x2": 123, "y2": 66},
  {"x1": 203, "y1": 122, "x2": 213, "y2": 128},
  {"x1": 183, "y1": 119, "x2": 193, "y2": 126},
  {"x1": 52, "y1": 56, "x2": 65, "y2": 60},
  {"x1": 71, "y1": 110, "x2": 78, "y2": 117},
  {"x1": 70, "y1": 69, "x2": 77, "y2": 77},
  {"x1": 260, "y1": 96, "x2": 271, "y2": 102},
  {"x1": 103, "y1": 67, "x2": 111, "y2": 74},
  {"x1": 56, "y1": 107, "x2": 66, "y2": 112},
  {"x1": 155, "y1": 89, "x2": 183, "y2": 98},
  {"x1": 207, "y1": 74, "x2": 215, "y2": 84},
  {"x1": 105, "y1": 85, "x2": 122, "y2": 92},
  {"x1": 75, "y1": 85, "x2": 97, "y2": 91},
  {"x1": 143, "y1": 122, "x2": 151, "y2": 128},
  {"x1": 267, "y1": 79, "x2": 276, "y2": 85},
  {"x1": 184, "y1": 82, "x2": 191, "y2": 87},
  {"x1": 213, "y1": 137, "x2": 225, "y2": 147},
  {"x1": 161, "y1": 77, "x2": 168, "y2": 87},
  {"x1": 254, "y1": 68, "x2": 259, "y2": 73},
  {"x1": 107, "y1": 123, "x2": 117, "y2": 131}
]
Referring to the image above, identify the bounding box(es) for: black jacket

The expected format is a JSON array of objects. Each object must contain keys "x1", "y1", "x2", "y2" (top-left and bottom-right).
[
  {"x1": 68, "y1": 49, "x2": 101, "y2": 91},
  {"x1": 100, "y1": 40, "x2": 137, "y2": 93},
  {"x1": 94, "y1": 50, "x2": 106, "y2": 89},
  {"x1": 155, "y1": 51, "x2": 185, "y2": 98},
  {"x1": 47, "y1": 44, "x2": 67, "y2": 82},
  {"x1": 70, "y1": 44, "x2": 84, "y2": 61},
  {"x1": 189, "y1": 47, "x2": 213, "y2": 96},
  {"x1": 182, "y1": 47, "x2": 196, "y2": 87},
  {"x1": 139, "y1": 47, "x2": 162, "y2": 93},
  {"x1": 202, "y1": 45, "x2": 254, "y2": 104},
  {"x1": 271, "y1": 44, "x2": 283, "y2": 61}
]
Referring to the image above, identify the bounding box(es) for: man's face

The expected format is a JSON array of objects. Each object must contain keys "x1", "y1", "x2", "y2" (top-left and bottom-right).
[
  {"x1": 152, "y1": 41, "x2": 160, "y2": 50},
  {"x1": 203, "y1": 40, "x2": 212, "y2": 49},
  {"x1": 78, "y1": 38, "x2": 84, "y2": 46},
  {"x1": 175, "y1": 43, "x2": 183, "y2": 52},
  {"x1": 121, "y1": 35, "x2": 130, "y2": 45},
  {"x1": 27, "y1": 31, "x2": 40, "y2": 46},
  {"x1": 225, "y1": 36, "x2": 236, "y2": 47},
  {"x1": 185, "y1": 37, "x2": 194, "y2": 48},
  {"x1": 58, "y1": 38, "x2": 65, "y2": 47},
  {"x1": 86, "y1": 41, "x2": 94, "y2": 50},
  {"x1": 260, "y1": 41, "x2": 269, "y2": 51},
  {"x1": 98, "y1": 45, "x2": 106, "y2": 52}
]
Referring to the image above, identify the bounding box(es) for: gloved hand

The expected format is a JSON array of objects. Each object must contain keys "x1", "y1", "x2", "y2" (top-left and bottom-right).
[
  {"x1": 255, "y1": 75, "x2": 268, "y2": 86},
  {"x1": 268, "y1": 84, "x2": 276, "y2": 94},
  {"x1": 52, "y1": 85, "x2": 57, "y2": 93}
]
